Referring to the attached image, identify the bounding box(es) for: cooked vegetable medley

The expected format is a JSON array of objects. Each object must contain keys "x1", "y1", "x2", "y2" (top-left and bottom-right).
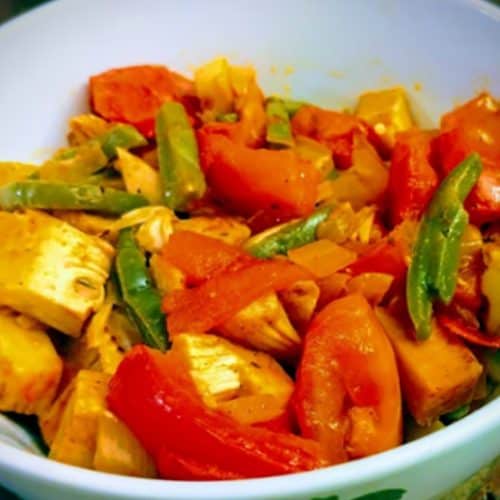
[{"x1": 1, "y1": 59, "x2": 499, "y2": 480}]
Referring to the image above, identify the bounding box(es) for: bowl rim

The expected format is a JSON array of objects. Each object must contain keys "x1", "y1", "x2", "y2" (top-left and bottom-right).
[
  {"x1": 0, "y1": 0, "x2": 499, "y2": 497},
  {"x1": 0, "y1": 398, "x2": 498, "y2": 498}
]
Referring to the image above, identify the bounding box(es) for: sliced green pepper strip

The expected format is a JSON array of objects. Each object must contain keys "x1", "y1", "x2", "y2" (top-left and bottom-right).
[
  {"x1": 245, "y1": 206, "x2": 332, "y2": 259},
  {"x1": 98, "y1": 124, "x2": 147, "y2": 159},
  {"x1": 0, "y1": 181, "x2": 148, "y2": 215},
  {"x1": 265, "y1": 98, "x2": 294, "y2": 148},
  {"x1": 407, "y1": 154, "x2": 482, "y2": 340},
  {"x1": 156, "y1": 102, "x2": 206, "y2": 210},
  {"x1": 116, "y1": 228, "x2": 168, "y2": 351}
]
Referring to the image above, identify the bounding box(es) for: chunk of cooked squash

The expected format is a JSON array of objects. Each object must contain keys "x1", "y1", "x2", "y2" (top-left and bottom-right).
[
  {"x1": 49, "y1": 370, "x2": 109, "y2": 468},
  {"x1": 0, "y1": 210, "x2": 114, "y2": 336},
  {"x1": 171, "y1": 333, "x2": 293, "y2": 424},
  {"x1": 376, "y1": 308, "x2": 483, "y2": 425},
  {"x1": 355, "y1": 87, "x2": 414, "y2": 149},
  {"x1": 94, "y1": 410, "x2": 156, "y2": 477},
  {"x1": 0, "y1": 308, "x2": 62, "y2": 415},
  {"x1": 217, "y1": 292, "x2": 301, "y2": 359}
]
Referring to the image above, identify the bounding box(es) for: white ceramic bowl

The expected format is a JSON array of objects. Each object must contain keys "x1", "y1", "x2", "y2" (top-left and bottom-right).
[{"x1": 0, "y1": 1, "x2": 499, "y2": 498}]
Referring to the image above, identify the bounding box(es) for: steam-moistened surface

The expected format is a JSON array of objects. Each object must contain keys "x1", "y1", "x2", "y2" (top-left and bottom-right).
[{"x1": 0, "y1": 56, "x2": 498, "y2": 483}]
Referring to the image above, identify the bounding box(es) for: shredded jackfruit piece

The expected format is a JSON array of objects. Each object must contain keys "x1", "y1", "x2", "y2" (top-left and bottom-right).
[
  {"x1": 0, "y1": 210, "x2": 114, "y2": 337},
  {"x1": 217, "y1": 292, "x2": 301, "y2": 359},
  {"x1": 0, "y1": 308, "x2": 62, "y2": 415},
  {"x1": 174, "y1": 216, "x2": 251, "y2": 246},
  {"x1": 171, "y1": 333, "x2": 293, "y2": 424}
]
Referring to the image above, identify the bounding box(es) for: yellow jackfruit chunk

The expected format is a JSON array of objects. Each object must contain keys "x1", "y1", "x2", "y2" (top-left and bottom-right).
[
  {"x1": 171, "y1": 333, "x2": 293, "y2": 424},
  {"x1": 65, "y1": 299, "x2": 123, "y2": 376},
  {"x1": 376, "y1": 309, "x2": 483, "y2": 425},
  {"x1": 481, "y1": 243, "x2": 500, "y2": 336},
  {"x1": 52, "y1": 210, "x2": 116, "y2": 241},
  {"x1": 356, "y1": 87, "x2": 414, "y2": 149},
  {"x1": 0, "y1": 210, "x2": 114, "y2": 336},
  {"x1": 217, "y1": 292, "x2": 301, "y2": 359},
  {"x1": 0, "y1": 308, "x2": 62, "y2": 415},
  {"x1": 278, "y1": 280, "x2": 319, "y2": 331},
  {"x1": 67, "y1": 114, "x2": 111, "y2": 147},
  {"x1": 45, "y1": 370, "x2": 155, "y2": 477},
  {"x1": 175, "y1": 216, "x2": 251, "y2": 246},
  {"x1": 94, "y1": 411, "x2": 156, "y2": 478},
  {"x1": 0, "y1": 162, "x2": 38, "y2": 186},
  {"x1": 115, "y1": 148, "x2": 162, "y2": 205},
  {"x1": 49, "y1": 370, "x2": 109, "y2": 468}
]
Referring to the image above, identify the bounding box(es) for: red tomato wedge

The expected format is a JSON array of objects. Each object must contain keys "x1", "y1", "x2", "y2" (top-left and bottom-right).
[
  {"x1": 198, "y1": 129, "x2": 320, "y2": 222},
  {"x1": 436, "y1": 93, "x2": 500, "y2": 225},
  {"x1": 90, "y1": 65, "x2": 196, "y2": 137},
  {"x1": 291, "y1": 105, "x2": 387, "y2": 169},
  {"x1": 107, "y1": 345, "x2": 326, "y2": 480},
  {"x1": 294, "y1": 294, "x2": 402, "y2": 461},
  {"x1": 389, "y1": 130, "x2": 439, "y2": 226},
  {"x1": 163, "y1": 259, "x2": 311, "y2": 334},
  {"x1": 345, "y1": 238, "x2": 408, "y2": 282},
  {"x1": 160, "y1": 230, "x2": 253, "y2": 287},
  {"x1": 437, "y1": 314, "x2": 500, "y2": 348}
]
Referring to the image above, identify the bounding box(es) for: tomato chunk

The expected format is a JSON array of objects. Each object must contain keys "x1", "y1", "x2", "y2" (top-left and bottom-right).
[
  {"x1": 389, "y1": 130, "x2": 439, "y2": 226},
  {"x1": 163, "y1": 259, "x2": 311, "y2": 334},
  {"x1": 436, "y1": 93, "x2": 500, "y2": 224},
  {"x1": 90, "y1": 65, "x2": 195, "y2": 137},
  {"x1": 291, "y1": 105, "x2": 387, "y2": 169},
  {"x1": 198, "y1": 129, "x2": 320, "y2": 221},
  {"x1": 160, "y1": 230, "x2": 253, "y2": 286},
  {"x1": 107, "y1": 345, "x2": 326, "y2": 480},
  {"x1": 294, "y1": 294, "x2": 402, "y2": 460}
]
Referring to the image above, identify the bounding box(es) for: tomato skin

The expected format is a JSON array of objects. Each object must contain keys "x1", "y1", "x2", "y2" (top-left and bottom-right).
[
  {"x1": 345, "y1": 239, "x2": 407, "y2": 283},
  {"x1": 291, "y1": 106, "x2": 388, "y2": 169},
  {"x1": 437, "y1": 313, "x2": 500, "y2": 348},
  {"x1": 160, "y1": 230, "x2": 253, "y2": 287},
  {"x1": 198, "y1": 130, "x2": 320, "y2": 221},
  {"x1": 107, "y1": 345, "x2": 326, "y2": 480},
  {"x1": 90, "y1": 65, "x2": 196, "y2": 137},
  {"x1": 389, "y1": 130, "x2": 439, "y2": 226},
  {"x1": 163, "y1": 259, "x2": 311, "y2": 334},
  {"x1": 436, "y1": 93, "x2": 500, "y2": 225},
  {"x1": 294, "y1": 294, "x2": 402, "y2": 461}
]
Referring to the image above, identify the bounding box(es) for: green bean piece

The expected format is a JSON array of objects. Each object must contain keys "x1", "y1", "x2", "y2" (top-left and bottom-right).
[
  {"x1": 441, "y1": 404, "x2": 470, "y2": 424},
  {"x1": 116, "y1": 228, "x2": 168, "y2": 351},
  {"x1": 0, "y1": 181, "x2": 148, "y2": 215},
  {"x1": 245, "y1": 206, "x2": 332, "y2": 259},
  {"x1": 156, "y1": 102, "x2": 206, "y2": 210},
  {"x1": 265, "y1": 98, "x2": 294, "y2": 148},
  {"x1": 407, "y1": 154, "x2": 482, "y2": 340},
  {"x1": 98, "y1": 124, "x2": 147, "y2": 159}
]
